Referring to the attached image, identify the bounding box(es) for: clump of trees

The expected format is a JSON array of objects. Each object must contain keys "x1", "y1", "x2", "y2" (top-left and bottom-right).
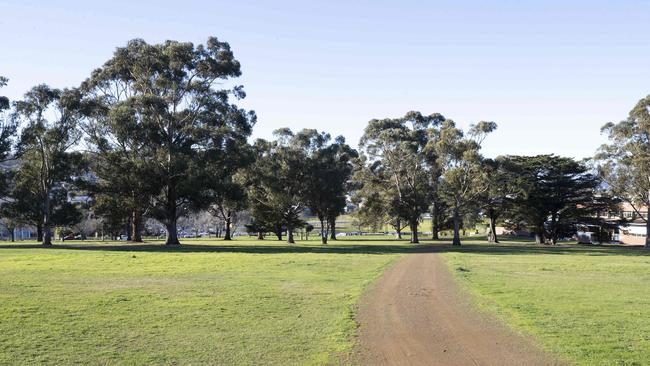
[{"x1": 0, "y1": 36, "x2": 646, "y2": 247}]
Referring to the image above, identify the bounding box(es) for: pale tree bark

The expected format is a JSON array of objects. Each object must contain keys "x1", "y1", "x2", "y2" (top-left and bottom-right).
[
  {"x1": 646, "y1": 194, "x2": 650, "y2": 248},
  {"x1": 287, "y1": 229, "x2": 295, "y2": 244},
  {"x1": 223, "y1": 214, "x2": 232, "y2": 241},
  {"x1": 487, "y1": 208, "x2": 499, "y2": 244},
  {"x1": 431, "y1": 203, "x2": 439, "y2": 240}
]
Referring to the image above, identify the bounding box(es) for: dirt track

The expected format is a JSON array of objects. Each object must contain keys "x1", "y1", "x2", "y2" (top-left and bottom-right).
[{"x1": 355, "y1": 252, "x2": 563, "y2": 366}]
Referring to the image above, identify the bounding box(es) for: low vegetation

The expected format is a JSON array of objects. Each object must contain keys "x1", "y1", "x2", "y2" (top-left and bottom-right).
[
  {"x1": 442, "y1": 240, "x2": 650, "y2": 365},
  {"x1": 0, "y1": 238, "x2": 406, "y2": 365}
]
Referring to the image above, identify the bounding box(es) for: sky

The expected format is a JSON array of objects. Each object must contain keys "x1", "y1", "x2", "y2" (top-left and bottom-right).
[{"x1": 1, "y1": 0, "x2": 649, "y2": 158}]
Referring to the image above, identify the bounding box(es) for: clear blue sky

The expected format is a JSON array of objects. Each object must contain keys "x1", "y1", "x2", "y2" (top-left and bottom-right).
[{"x1": 2, "y1": 0, "x2": 649, "y2": 158}]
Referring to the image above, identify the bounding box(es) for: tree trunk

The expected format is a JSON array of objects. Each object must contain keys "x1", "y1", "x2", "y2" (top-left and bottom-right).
[
  {"x1": 9, "y1": 227, "x2": 15, "y2": 242},
  {"x1": 287, "y1": 229, "x2": 295, "y2": 244},
  {"x1": 320, "y1": 217, "x2": 328, "y2": 245},
  {"x1": 131, "y1": 210, "x2": 143, "y2": 242},
  {"x1": 165, "y1": 219, "x2": 180, "y2": 245},
  {"x1": 452, "y1": 206, "x2": 461, "y2": 246},
  {"x1": 395, "y1": 218, "x2": 402, "y2": 239},
  {"x1": 274, "y1": 224, "x2": 283, "y2": 241},
  {"x1": 126, "y1": 216, "x2": 132, "y2": 241},
  {"x1": 257, "y1": 231, "x2": 264, "y2": 240},
  {"x1": 329, "y1": 216, "x2": 337, "y2": 240},
  {"x1": 431, "y1": 203, "x2": 439, "y2": 240},
  {"x1": 223, "y1": 214, "x2": 232, "y2": 241},
  {"x1": 36, "y1": 223, "x2": 43, "y2": 242},
  {"x1": 488, "y1": 209, "x2": 499, "y2": 244},
  {"x1": 535, "y1": 228, "x2": 545, "y2": 244},
  {"x1": 42, "y1": 191, "x2": 52, "y2": 246},
  {"x1": 410, "y1": 220, "x2": 419, "y2": 244},
  {"x1": 646, "y1": 217, "x2": 650, "y2": 248}
]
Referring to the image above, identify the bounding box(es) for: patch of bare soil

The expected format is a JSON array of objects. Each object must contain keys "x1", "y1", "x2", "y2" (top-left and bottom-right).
[{"x1": 354, "y1": 252, "x2": 564, "y2": 365}]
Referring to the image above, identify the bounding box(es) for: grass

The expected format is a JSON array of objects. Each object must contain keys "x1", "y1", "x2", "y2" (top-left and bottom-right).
[
  {"x1": 5, "y1": 235, "x2": 650, "y2": 365},
  {"x1": 441, "y1": 239, "x2": 650, "y2": 366},
  {"x1": 0, "y1": 237, "x2": 410, "y2": 365}
]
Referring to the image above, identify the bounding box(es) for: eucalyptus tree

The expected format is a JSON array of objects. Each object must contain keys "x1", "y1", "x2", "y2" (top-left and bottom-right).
[
  {"x1": 358, "y1": 111, "x2": 441, "y2": 243},
  {"x1": 596, "y1": 94, "x2": 650, "y2": 246},
  {"x1": 12, "y1": 85, "x2": 84, "y2": 245},
  {"x1": 244, "y1": 132, "x2": 308, "y2": 244},
  {"x1": 438, "y1": 120, "x2": 497, "y2": 245},
  {"x1": 0, "y1": 76, "x2": 17, "y2": 195},
  {"x1": 80, "y1": 37, "x2": 256, "y2": 245},
  {"x1": 299, "y1": 129, "x2": 358, "y2": 244}
]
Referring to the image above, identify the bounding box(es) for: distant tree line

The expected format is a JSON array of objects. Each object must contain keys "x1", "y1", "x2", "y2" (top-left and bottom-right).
[{"x1": 0, "y1": 36, "x2": 647, "y2": 247}]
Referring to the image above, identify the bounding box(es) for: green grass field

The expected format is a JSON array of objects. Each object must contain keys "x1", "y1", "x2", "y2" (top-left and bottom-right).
[
  {"x1": 3, "y1": 236, "x2": 650, "y2": 365},
  {"x1": 0, "y1": 238, "x2": 409, "y2": 365},
  {"x1": 441, "y1": 239, "x2": 650, "y2": 365}
]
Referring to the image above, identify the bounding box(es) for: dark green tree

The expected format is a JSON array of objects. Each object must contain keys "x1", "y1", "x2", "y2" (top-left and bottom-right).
[
  {"x1": 299, "y1": 130, "x2": 357, "y2": 244},
  {"x1": 505, "y1": 155, "x2": 614, "y2": 244},
  {"x1": 80, "y1": 37, "x2": 255, "y2": 245},
  {"x1": 244, "y1": 131, "x2": 308, "y2": 244}
]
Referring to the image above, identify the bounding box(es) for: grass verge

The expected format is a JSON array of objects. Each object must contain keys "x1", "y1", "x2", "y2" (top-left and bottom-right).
[{"x1": 0, "y1": 238, "x2": 408, "y2": 365}]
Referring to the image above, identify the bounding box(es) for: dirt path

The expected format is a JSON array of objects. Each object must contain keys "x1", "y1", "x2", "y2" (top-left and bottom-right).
[{"x1": 355, "y1": 252, "x2": 563, "y2": 366}]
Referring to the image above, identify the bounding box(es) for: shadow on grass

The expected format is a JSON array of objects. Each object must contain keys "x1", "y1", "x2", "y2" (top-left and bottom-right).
[{"x1": 0, "y1": 238, "x2": 648, "y2": 256}]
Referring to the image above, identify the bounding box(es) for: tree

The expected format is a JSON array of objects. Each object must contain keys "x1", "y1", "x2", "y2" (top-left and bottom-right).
[
  {"x1": 244, "y1": 133, "x2": 307, "y2": 244},
  {"x1": 479, "y1": 157, "x2": 522, "y2": 243},
  {"x1": 596, "y1": 94, "x2": 650, "y2": 247},
  {"x1": 358, "y1": 112, "x2": 441, "y2": 243},
  {"x1": 79, "y1": 37, "x2": 255, "y2": 245},
  {"x1": 438, "y1": 120, "x2": 496, "y2": 245},
  {"x1": 300, "y1": 129, "x2": 357, "y2": 244},
  {"x1": 12, "y1": 85, "x2": 84, "y2": 246},
  {"x1": 505, "y1": 155, "x2": 614, "y2": 244},
  {"x1": 0, "y1": 76, "x2": 17, "y2": 198}
]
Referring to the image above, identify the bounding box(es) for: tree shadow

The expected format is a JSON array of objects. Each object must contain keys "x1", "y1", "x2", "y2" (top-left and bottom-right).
[{"x1": 0, "y1": 239, "x2": 647, "y2": 257}]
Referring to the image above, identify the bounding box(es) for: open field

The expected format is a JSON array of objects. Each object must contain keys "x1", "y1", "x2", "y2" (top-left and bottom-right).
[
  {"x1": 441, "y1": 239, "x2": 650, "y2": 365},
  {"x1": 0, "y1": 238, "x2": 408, "y2": 365},
  {"x1": 2, "y1": 237, "x2": 650, "y2": 365}
]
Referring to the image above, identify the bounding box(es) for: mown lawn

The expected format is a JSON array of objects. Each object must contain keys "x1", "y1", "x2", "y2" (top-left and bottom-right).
[
  {"x1": 441, "y1": 240, "x2": 650, "y2": 366},
  {"x1": 0, "y1": 238, "x2": 408, "y2": 365}
]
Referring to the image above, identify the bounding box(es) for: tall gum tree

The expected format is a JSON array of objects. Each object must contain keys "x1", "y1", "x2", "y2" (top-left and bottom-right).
[
  {"x1": 358, "y1": 111, "x2": 441, "y2": 244},
  {"x1": 12, "y1": 85, "x2": 84, "y2": 246},
  {"x1": 299, "y1": 129, "x2": 357, "y2": 244},
  {"x1": 79, "y1": 37, "x2": 255, "y2": 245},
  {"x1": 597, "y1": 94, "x2": 650, "y2": 247},
  {"x1": 244, "y1": 132, "x2": 308, "y2": 244},
  {"x1": 438, "y1": 120, "x2": 496, "y2": 246}
]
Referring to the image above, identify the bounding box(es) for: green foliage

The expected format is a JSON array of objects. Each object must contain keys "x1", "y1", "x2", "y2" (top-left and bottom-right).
[
  {"x1": 244, "y1": 132, "x2": 310, "y2": 243},
  {"x1": 357, "y1": 111, "x2": 444, "y2": 243},
  {"x1": 11, "y1": 84, "x2": 84, "y2": 245},
  {"x1": 79, "y1": 37, "x2": 255, "y2": 245},
  {"x1": 596, "y1": 94, "x2": 650, "y2": 245},
  {"x1": 502, "y1": 155, "x2": 616, "y2": 244},
  {"x1": 299, "y1": 129, "x2": 358, "y2": 244},
  {"x1": 437, "y1": 120, "x2": 496, "y2": 245}
]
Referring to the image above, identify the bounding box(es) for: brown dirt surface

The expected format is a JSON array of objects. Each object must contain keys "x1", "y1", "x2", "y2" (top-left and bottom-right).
[{"x1": 354, "y1": 251, "x2": 565, "y2": 366}]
